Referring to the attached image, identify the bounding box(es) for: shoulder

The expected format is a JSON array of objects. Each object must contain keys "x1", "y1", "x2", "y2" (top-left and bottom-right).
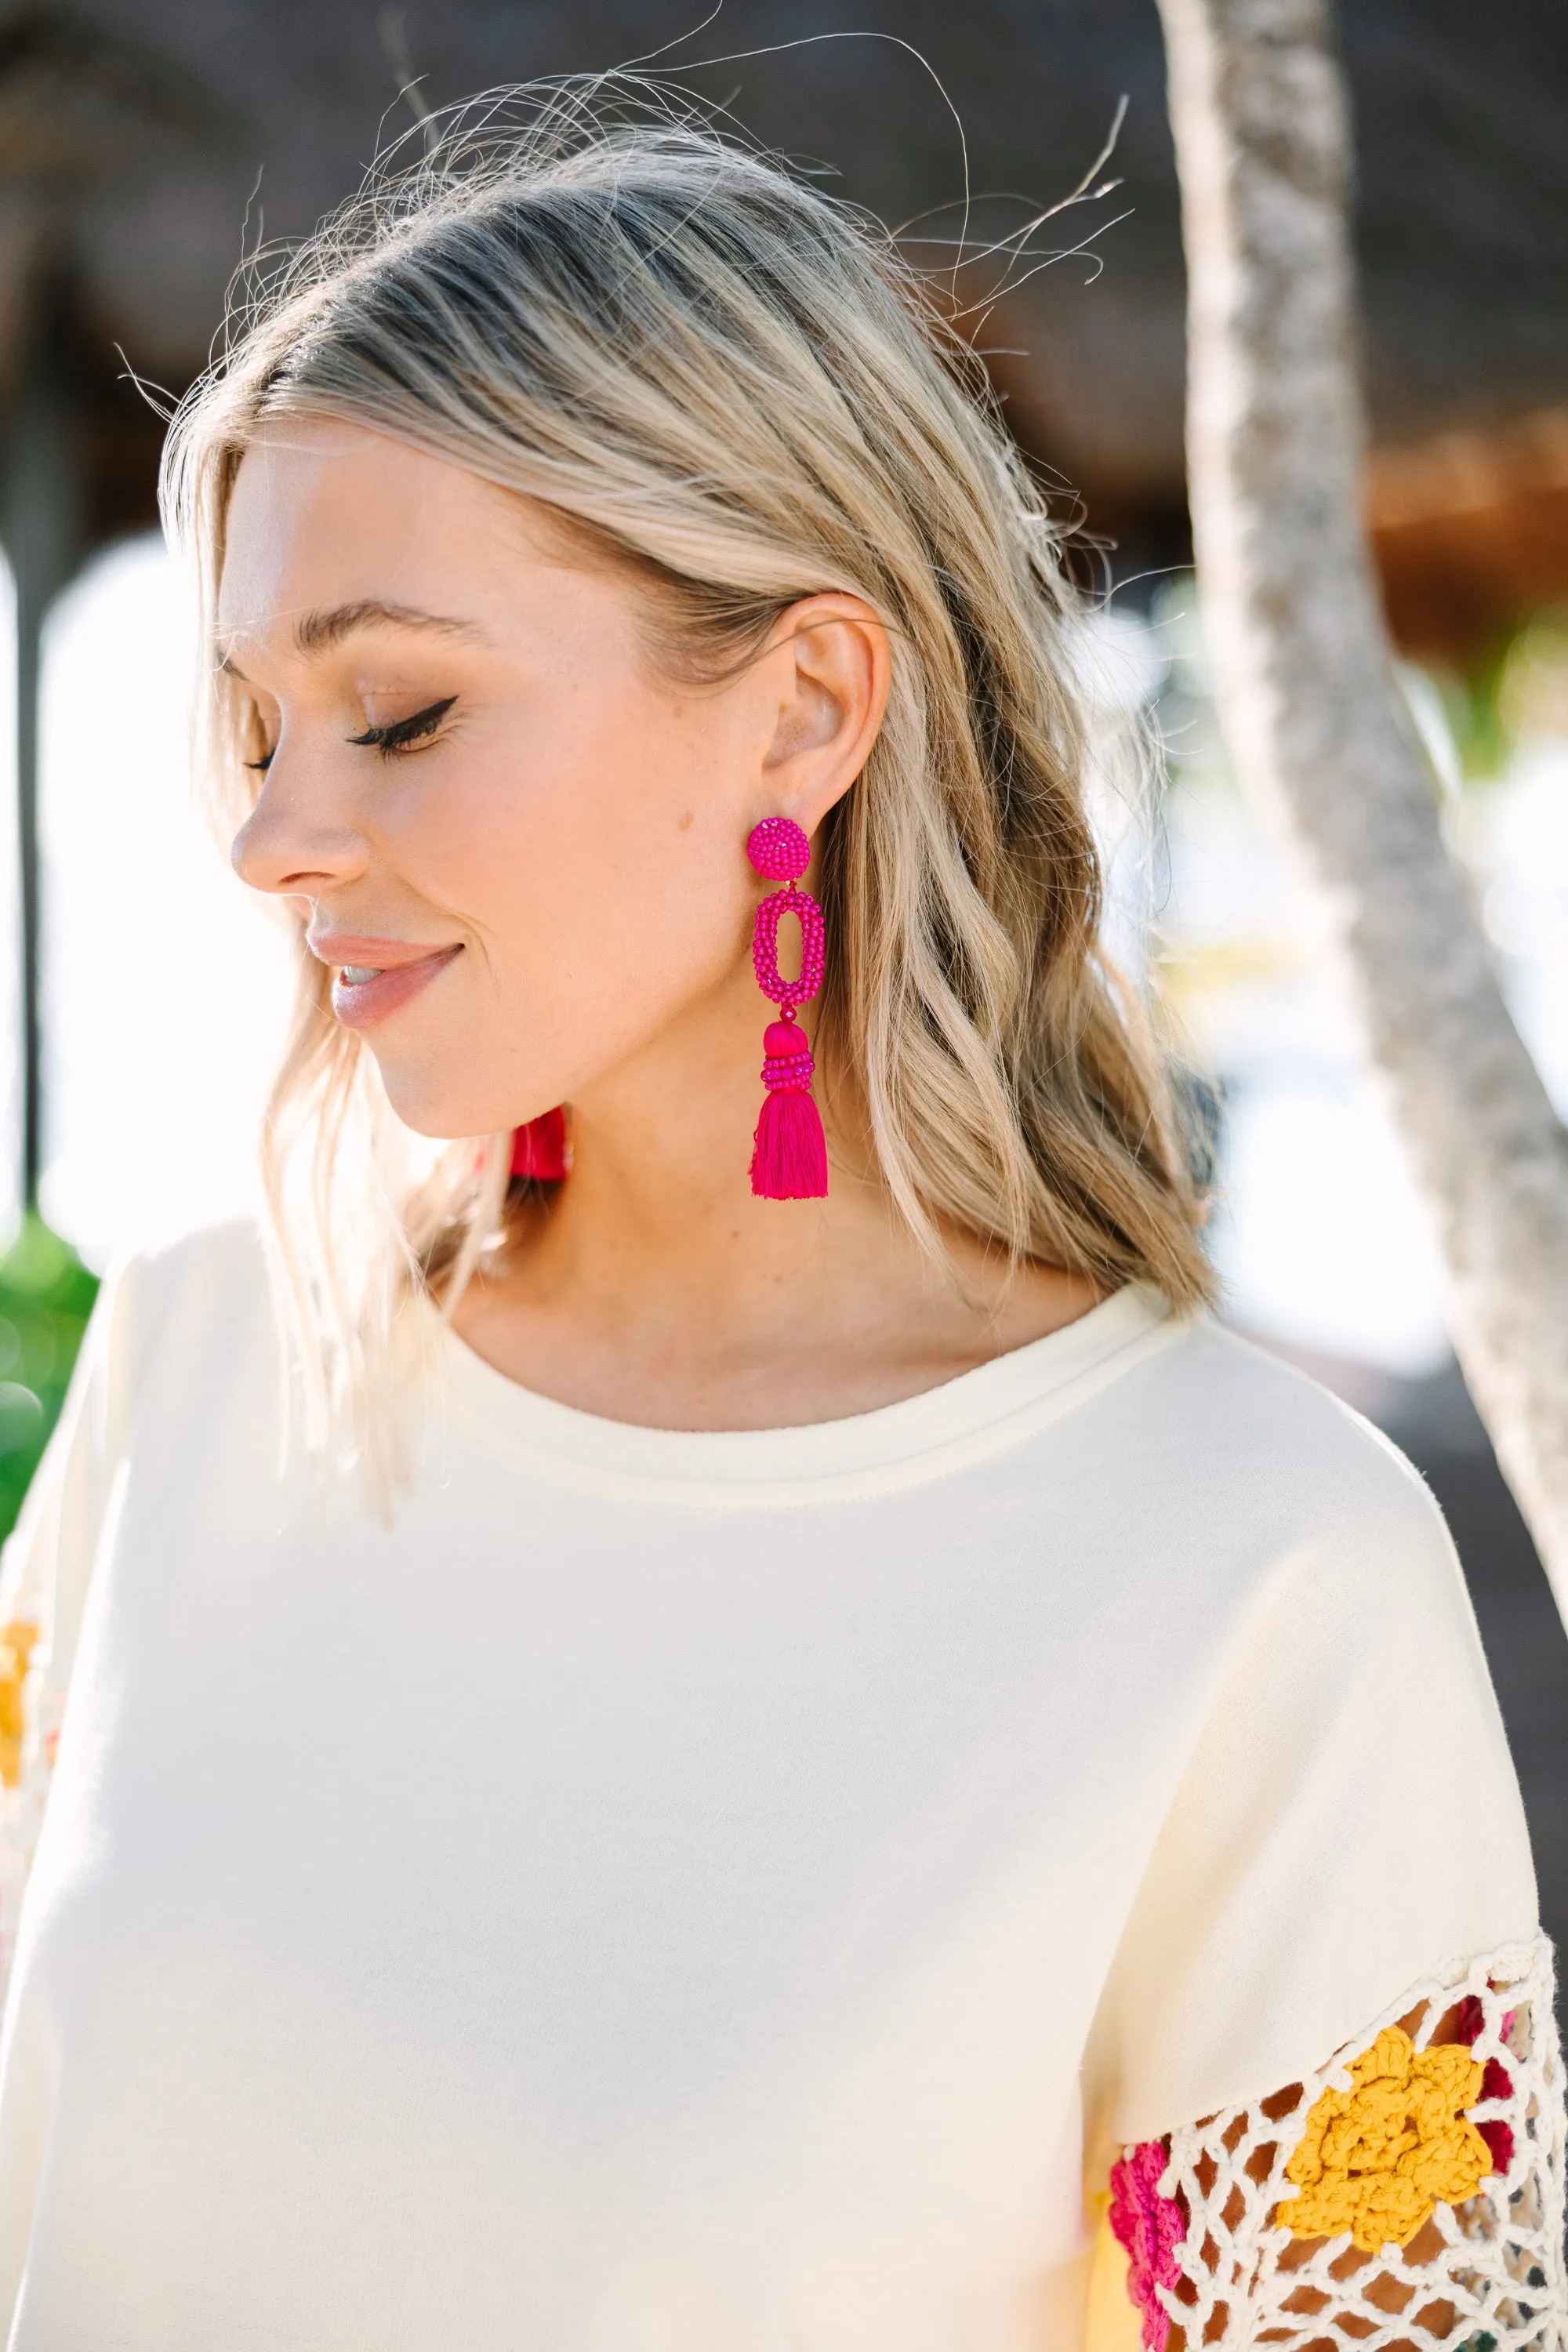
[
  {"x1": 1127, "y1": 1309, "x2": 1443, "y2": 1519},
  {"x1": 111, "y1": 1213, "x2": 273, "y2": 1343},
  {"x1": 114, "y1": 1212, "x2": 270, "y2": 1304},
  {"x1": 1101, "y1": 1308, "x2": 1471, "y2": 1635},
  {"x1": 0, "y1": 1221, "x2": 285, "y2": 1623},
  {"x1": 99, "y1": 1216, "x2": 279, "y2": 1427}
]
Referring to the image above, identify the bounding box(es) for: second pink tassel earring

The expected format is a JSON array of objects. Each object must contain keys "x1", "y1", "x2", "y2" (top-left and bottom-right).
[
  {"x1": 746, "y1": 817, "x2": 828, "y2": 1200},
  {"x1": 510, "y1": 1108, "x2": 569, "y2": 1181}
]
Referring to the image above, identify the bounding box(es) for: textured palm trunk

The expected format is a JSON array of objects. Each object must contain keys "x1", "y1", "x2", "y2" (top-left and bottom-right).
[{"x1": 1156, "y1": 0, "x2": 1568, "y2": 1604}]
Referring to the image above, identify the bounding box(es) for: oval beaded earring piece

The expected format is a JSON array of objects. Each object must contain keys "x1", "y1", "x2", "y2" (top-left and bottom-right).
[{"x1": 746, "y1": 818, "x2": 828, "y2": 1200}]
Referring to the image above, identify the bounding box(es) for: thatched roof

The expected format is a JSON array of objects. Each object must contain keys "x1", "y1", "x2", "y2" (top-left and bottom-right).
[{"x1": 2, "y1": 0, "x2": 1565, "y2": 648}]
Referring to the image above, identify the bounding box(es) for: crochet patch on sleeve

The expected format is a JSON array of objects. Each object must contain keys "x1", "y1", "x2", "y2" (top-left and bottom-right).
[
  {"x1": 0, "y1": 1613, "x2": 59, "y2": 2000},
  {"x1": 1109, "y1": 1937, "x2": 1566, "y2": 2350}
]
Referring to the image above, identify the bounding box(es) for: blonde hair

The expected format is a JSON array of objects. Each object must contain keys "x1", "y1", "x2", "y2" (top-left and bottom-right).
[{"x1": 162, "y1": 82, "x2": 1214, "y2": 1476}]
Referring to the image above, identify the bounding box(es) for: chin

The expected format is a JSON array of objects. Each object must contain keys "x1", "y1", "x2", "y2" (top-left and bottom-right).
[{"x1": 374, "y1": 1064, "x2": 520, "y2": 1145}]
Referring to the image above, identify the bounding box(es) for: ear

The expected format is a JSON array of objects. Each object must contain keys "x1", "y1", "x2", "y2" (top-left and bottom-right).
[{"x1": 756, "y1": 593, "x2": 891, "y2": 834}]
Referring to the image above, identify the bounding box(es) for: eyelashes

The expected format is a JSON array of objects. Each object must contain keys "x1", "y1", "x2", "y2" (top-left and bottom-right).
[
  {"x1": 350, "y1": 695, "x2": 457, "y2": 757},
  {"x1": 244, "y1": 695, "x2": 459, "y2": 773}
]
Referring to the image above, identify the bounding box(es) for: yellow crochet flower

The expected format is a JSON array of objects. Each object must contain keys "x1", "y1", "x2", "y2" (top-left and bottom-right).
[
  {"x1": 1277, "y1": 2026, "x2": 1490, "y2": 2252},
  {"x1": 0, "y1": 1618, "x2": 38, "y2": 1791}
]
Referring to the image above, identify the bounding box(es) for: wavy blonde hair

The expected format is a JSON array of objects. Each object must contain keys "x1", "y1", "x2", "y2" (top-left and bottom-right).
[{"x1": 161, "y1": 82, "x2": 1214, "y2": 1476}]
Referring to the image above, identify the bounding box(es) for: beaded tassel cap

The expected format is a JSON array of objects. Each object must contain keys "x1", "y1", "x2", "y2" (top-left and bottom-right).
[{"x1": 746, "y1": 818, "x2": 828, "y2": 1200}]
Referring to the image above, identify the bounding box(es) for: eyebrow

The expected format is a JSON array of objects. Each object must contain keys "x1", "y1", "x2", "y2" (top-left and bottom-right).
[
  {"x1": 218, "y1": 598, "x2": 489, "y2": 677},
  {"x1": 292, "y1": 600, "x2": 488, "y2": 655}
]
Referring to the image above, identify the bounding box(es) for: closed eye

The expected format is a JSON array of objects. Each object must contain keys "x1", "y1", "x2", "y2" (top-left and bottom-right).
[{"x1": 350, "y1": 696, "x2": 457, "y2": 757}]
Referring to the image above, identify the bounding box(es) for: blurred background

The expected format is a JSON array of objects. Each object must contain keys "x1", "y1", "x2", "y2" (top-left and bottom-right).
[{"x1": 0, "y1": 0, "x2": 1564, "y2": 1928}]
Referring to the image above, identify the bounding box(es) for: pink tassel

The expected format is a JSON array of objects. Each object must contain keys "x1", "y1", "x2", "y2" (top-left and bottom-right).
[
  {"x1": 752, "y1": 1085, "x2": 829, "y2": 1199},
  {"x1": 510, "y1": 1107, "x2": 569, "y2": 1181},
  {"x1": 750, "y1": 1020, "x2": 828, "y2": 1199}
]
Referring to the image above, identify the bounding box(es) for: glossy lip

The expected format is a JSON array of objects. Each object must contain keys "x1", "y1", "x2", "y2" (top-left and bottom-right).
[{"x1": 310, "y1": 935, "x2": 463, "y2": 1032}]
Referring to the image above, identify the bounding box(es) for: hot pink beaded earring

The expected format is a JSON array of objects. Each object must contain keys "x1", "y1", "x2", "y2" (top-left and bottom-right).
[
  {"x1": 746, "y1": 816, "x2": 828, "y2": 1200},
  {"x1": 510, "y1": 1107, "x2": 569, "y2": 1181}
]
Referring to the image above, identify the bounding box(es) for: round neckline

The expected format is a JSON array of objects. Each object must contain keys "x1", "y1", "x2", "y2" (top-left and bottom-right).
[{"x1": 424, "y1": 1282, "x2": 1181, "y2": 1509}]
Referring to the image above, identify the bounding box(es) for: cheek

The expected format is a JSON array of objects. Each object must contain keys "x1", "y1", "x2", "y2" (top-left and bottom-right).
[{"x1": 383, "y1": 688, "x2": 753, "y2": 1090}]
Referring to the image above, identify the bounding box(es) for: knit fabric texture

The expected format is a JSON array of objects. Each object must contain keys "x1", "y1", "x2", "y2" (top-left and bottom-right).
[{"x1": 0, "y1": 1229, "x2": 1548, "y2": 2350}]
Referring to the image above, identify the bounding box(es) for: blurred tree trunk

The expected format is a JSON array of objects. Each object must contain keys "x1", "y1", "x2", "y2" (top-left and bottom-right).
[{"x1": 1156, "y1": 0, "x2": 1568, "y2": 1608}]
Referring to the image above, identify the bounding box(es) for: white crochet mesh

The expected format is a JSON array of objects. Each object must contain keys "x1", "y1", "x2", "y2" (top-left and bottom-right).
[{"x1": 1150, "y1": 1938, "x2": 1566, "y2": 2349}]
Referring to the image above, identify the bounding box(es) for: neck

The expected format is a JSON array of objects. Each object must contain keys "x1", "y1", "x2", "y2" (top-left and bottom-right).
[{"x1": 451, "y1": 966, "x2": 1103, "y2": 1428}]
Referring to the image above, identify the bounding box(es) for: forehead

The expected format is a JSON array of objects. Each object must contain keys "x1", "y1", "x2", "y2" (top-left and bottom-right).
[{"x1": 216, "y1": 420, "x2": 530, "y2": 648}]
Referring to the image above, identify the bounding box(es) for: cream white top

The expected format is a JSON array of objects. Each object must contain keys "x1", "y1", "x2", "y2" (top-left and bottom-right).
[{"x1": 0, "y1": 1221, "x2": 1538, "y2": 2351}]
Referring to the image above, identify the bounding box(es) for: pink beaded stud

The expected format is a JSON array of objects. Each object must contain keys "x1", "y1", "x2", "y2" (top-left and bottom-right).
[
  {"x1": 746, "y1": 818, "x2": 828, "y2": 1200},
  {"x1": 746, "y1": 815, "x2": 812, "y2": 884}
]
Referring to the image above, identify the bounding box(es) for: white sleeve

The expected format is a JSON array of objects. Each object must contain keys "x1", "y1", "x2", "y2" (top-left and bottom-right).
[
  {"x1": 1084, "y1": 1417, "x2": 1539, "y2": 2152},
  {"x1": 1082, "y1": 1399, "x2": 1561, "y2": 2345},
  {"x1": 0, "y1": 1257, "x2": 143, "y2": 1998}
]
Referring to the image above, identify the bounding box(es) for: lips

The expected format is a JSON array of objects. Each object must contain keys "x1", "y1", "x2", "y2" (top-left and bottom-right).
[{"x1": 326, "y1": 945, "x2": 463, "y2": 1031}]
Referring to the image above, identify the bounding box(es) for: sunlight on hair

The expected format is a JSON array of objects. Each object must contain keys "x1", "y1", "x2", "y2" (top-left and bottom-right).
[
  {"x1": 160, "y1": 81, "x2": 1229, "y2": 1480},
  {"x1": 36, "y1": 536, "x2": 294, "y2": 1268}
]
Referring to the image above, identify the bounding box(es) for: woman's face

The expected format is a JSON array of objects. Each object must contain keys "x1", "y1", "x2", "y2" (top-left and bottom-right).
[{"x1": 219, "y1": 419, "x2": 884, "y2": 1140}]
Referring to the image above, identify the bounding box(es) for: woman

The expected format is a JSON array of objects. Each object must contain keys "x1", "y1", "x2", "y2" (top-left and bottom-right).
[{"x1": 0, "y1": 96, "x2": 1557, "y2": 2352}]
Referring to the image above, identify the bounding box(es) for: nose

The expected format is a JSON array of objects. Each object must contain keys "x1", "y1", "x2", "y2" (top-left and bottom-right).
[{"x1": 231, "y1": 755, "x2": 370, "y2": 899}]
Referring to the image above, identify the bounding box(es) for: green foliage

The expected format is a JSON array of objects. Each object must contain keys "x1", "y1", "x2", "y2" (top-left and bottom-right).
[
  {"x1": 0, "y1": 1218, "x2": 99, "y2": 1545},
  {"x1": 1432, "y1": 646, "x2": 1514, "y2": 783},
  {"x1": 1432, "y1": 608, "x2": 1568, "y2": 783}
]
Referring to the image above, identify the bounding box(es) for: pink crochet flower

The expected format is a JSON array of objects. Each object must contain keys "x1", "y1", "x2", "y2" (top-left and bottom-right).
[
  {"x1": 1455, "y1": 1993, "x2": 1518, "y2": 2176},
  {"x1": 1109, "y1": 2139, "x2": 1185, "y2": 2352}
]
